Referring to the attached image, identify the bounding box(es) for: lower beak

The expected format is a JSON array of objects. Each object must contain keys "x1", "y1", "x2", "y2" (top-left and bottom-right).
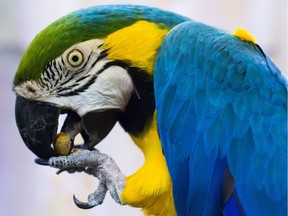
[{"x1": 15, "y1": 95, "x2": 60, "y2": 159}]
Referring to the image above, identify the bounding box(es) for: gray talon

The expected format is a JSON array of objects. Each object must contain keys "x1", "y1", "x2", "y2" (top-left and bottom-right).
[
  {"x1": 73, "y1": 195, "x2": 97, "y2": 209},
  {"x1": 73, "y1": 181, "x2": 108, "y2": 209},
  {"x1": 34, "y1": 158, "x2": 49, "y2": 166}
]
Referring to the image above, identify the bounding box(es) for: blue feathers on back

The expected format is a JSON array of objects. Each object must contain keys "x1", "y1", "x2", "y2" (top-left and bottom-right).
[{"x1": 154, "y1": 21, "x2": 287, "y2": 215}]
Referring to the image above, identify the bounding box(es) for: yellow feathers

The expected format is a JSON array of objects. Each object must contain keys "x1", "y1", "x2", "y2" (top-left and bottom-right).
[
  {"x1": 104, "y1": 21, "x2": 168, "y2": 74},
  {"x1": 232, "y1": 27, "x2": 257, "y2": 44},
  {"x1": 121, "y1": 114, "x2": 176, "y2": 216}
]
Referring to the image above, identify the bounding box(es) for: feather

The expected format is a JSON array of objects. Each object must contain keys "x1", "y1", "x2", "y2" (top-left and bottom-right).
[{"x1": 155, "y1": 20, "x2": 287, "y2": 215}]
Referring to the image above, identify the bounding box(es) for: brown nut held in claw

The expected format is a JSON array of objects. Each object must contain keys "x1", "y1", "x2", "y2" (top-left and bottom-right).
[{"x1": 53, "y1": 132, "x2": 72, "y2": 156}]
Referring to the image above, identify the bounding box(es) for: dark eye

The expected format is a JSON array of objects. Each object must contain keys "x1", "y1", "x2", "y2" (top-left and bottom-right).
[{"x1": 67, "y1": 49, "x2": 84, "y2": 67}]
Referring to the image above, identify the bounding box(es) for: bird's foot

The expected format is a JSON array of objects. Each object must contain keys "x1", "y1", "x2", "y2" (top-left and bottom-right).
[{"x1": 48, "y1": 149, "x2": 126, "y2": 209}]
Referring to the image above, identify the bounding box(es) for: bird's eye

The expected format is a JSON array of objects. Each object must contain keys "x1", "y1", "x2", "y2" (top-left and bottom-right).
[{"x1": 67, "y1": 49, "x2": 84, "y2": 67}]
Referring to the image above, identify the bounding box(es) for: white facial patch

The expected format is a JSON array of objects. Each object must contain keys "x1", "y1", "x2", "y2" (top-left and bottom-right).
[{"x1": 68, "y1": 65, "x2": 134, "y2": 116}]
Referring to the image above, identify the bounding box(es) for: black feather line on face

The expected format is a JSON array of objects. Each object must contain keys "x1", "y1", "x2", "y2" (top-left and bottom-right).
[
  {"x1": 56, "y1": 71, "x2": 96, "y2": 96},
  {"x1": 50, "y1": 61, "x2": 57, "y2": 79},
  {"x1": 61, "y1": 56, "x2": 65, "y2": 66},
  {"x1": 90, "y1": 50, "x2": 108, "y2": 70},
  {"x1": 44, "y1": 65, "x2": 51, "y2": 80},
  {"x1": 79, "y1": 51, "x2": 92, "y2": 70},
  {"x1": 76, "y1": 75, "x2": 90, "y2": 83}
]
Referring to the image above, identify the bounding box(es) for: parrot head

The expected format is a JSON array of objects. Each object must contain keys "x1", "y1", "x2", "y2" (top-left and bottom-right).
[{"x1": 13, "y1": 5, "x2": 188, "y2": 161}]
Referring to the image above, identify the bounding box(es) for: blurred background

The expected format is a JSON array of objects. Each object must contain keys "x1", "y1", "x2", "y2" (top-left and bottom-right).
[{"x1": 0, "y1": 0, "x2": 286, "y2": 215}]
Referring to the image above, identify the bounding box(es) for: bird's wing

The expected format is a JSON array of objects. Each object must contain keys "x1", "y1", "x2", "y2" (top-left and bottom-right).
[{"x1": 154, "y1": 20, "x2": 287, "y2": 216}]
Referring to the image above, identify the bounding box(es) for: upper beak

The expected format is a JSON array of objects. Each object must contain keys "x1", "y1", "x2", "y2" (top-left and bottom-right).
[{"x1": 15, "y1": 95, "x2": 60, "y2": 159}]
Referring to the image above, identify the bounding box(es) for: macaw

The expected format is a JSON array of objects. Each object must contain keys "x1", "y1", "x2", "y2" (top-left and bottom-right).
[{"x1": 14, "y1": 5, "x2": 287, "y2": 216}]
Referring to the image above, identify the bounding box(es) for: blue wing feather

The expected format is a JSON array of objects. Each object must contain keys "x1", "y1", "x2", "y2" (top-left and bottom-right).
[{"x1": 154, "y1": 21, "x2": 287, "y2": 215}]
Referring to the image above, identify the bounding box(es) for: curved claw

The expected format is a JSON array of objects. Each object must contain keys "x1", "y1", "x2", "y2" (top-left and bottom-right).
[
  {"x1": 56, "y1": 168, "x2": 67, "y2": 175},
  {"x1": 73, "y1": 194, "x2": 97, "y2": 209},
  {"x1": 34, "y1": 158, "x2": 49, "y2": 166}
]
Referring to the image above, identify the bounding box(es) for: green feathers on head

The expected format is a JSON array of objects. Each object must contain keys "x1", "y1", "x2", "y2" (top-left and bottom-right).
[
  {"x1": 14, "y1": 5, "x2": 189, "y2": 85},
  {"x1": 14, "y1": 13, "x2": 81, "y2": 85}
]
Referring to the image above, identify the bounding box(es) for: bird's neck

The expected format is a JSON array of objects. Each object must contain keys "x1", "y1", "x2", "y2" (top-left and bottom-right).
[{"x1": 103, "y1": 20, "x2": 169, "y2": 75}]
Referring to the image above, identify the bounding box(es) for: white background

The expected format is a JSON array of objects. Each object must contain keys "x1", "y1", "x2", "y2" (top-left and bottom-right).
[{"x1": 0, "y1": 1, "x2": 286, "y2": 216}]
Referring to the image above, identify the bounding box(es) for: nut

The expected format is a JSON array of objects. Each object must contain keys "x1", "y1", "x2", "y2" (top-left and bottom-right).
[{"x1": 53, "y1": 132, "x2": 72, "y2": 156}]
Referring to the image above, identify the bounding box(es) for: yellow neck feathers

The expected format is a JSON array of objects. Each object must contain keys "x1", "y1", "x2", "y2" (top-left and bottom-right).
[
  {"x1": 121, "y1": 114, "x2": 176, "y2": 216},
  {"x1": 103, "y1": 21, "x2": 169, "y2": 74}
]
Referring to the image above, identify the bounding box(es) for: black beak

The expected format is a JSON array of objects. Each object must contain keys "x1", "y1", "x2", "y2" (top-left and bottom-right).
[{"x1": 15, "y1": 95, "x2": 60, "y2": 159}]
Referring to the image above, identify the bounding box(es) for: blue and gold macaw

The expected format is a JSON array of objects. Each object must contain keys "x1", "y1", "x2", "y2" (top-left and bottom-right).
[{"x1": 14, "y1": 5, "x2": 287, "y2": 216}]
